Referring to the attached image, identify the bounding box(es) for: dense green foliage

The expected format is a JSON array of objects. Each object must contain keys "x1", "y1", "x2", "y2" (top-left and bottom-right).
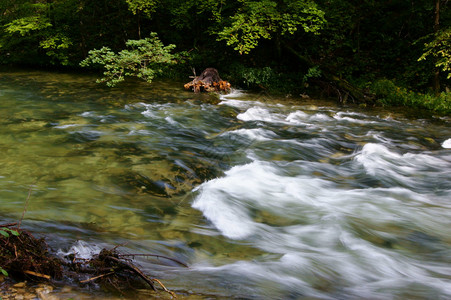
[{"x1": 0, "y1": 0, "x2": 450, "y2": 112}]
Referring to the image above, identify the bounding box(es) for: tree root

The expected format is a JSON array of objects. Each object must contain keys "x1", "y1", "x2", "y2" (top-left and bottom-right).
[
  {"x1": 184, "y1": 68, "x2": 231, "y2": 93},
  {"x1": 0, "y1": 223, "x2": 184, "y2": 297}
]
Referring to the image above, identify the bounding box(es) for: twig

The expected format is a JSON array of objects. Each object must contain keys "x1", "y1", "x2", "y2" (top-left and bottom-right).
[
  {"x1": 119, "y1": 254, "x2": 188, "y2": 268},
  {"x1": 0, "y1": 222, "x2": 18, "y2": 228},
  {"x1": 24, "y1": 270, "x2": 51, "y2": 280},
  {"x1": 80, "y1": 271, "x2": 115, "y2": 283},
  {"x1": 18, "y1": 182, "x2": 35, "y2": 229},
  {"x1": 111, "y1": 242, "x2": 128, "y2": 251},
  {"x1": 107, "y1": 256, "x2": 156, "y2": 291},
  {"x1": 153, "y1": 278, "x2": 177, "y2": 298}
]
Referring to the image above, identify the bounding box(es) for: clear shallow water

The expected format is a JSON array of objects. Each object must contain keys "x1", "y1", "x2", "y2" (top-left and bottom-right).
[{"x1": 1, "y1": 68, "x2": 451, "y2": 299}]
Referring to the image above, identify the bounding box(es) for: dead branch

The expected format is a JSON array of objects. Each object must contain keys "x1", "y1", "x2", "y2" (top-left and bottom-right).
[
  {"x1": 153, "y1": 278, "x2": 177, "y2": 298},
  {"x1": 80, "y1": 271, "x2": 115, "y2": 283},
  {"x1": 18, "y1": 182, "x2": 35, "y2": 229},
  {"x1": 24, "y1": 270, "x2": 51, "y2": 280},
  {"x1": 106, "y1": 255, "x2": 156, "y2": 291}
]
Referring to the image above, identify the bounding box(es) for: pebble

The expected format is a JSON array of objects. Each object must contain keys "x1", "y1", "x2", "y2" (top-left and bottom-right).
[{"x1": 12, "y1": 282, "x2": 25, "y2": 288}]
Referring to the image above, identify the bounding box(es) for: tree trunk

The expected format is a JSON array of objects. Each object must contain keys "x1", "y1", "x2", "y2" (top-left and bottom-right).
[
  {"x1": 184, "y1": 68, "x2": 231, "y2": 93},
  {"x1": 433, "y1": 0, "x2": 440, "y2": 94}
]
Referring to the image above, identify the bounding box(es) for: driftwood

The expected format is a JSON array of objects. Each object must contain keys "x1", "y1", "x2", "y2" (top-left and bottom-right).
[
  {"x1": 0, "y1": 223, "x2": 185, "y2": 297},
  {"x1": 184, "y1": 68, "x2": 231, "y2": 93}
]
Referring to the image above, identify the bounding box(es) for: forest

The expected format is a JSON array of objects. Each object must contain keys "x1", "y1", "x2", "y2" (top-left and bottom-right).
[{"x1": 1, "y1": 0, "x2": 450, "y2": 113}]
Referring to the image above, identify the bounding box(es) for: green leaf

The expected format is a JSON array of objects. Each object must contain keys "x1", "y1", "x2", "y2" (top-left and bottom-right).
[
  {"x1": 10, "y1": 230, "x2": 20, "y2": 236},
  {"x1": 0, "y1": 230, "x2": 10, "y2": 238},
  {"x1": 0, "y1": 268, "x2": 8, "y2": 276}
]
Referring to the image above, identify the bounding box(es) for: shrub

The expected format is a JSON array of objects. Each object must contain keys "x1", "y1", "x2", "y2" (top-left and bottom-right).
[
  {"x1": 371, "y1": 79, "x2": 451, "y2": 114},
  {"x1": 80, "y1": 33, "x2": 179, "y2": 87}
]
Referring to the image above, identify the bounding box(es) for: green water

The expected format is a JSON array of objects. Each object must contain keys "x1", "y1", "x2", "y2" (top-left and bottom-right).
[
  {"x1": 1, "y1": 68, "x2": 451, "y2": 299},
  {"x1": 0, "y1": 68, "x2": 269, "y2": 298}
]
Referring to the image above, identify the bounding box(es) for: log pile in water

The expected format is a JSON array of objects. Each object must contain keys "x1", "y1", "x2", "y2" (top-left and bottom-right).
[{"x1": 184, "y1": 68, "x2": 231, "y2": 93}]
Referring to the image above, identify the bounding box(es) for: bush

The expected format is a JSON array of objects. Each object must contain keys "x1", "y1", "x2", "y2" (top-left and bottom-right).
[
  {"x1": 80, "y1": 33, "x2": 179, "y2": 87},
  {"x1": 371, "y1": 79, "x2": 451, "y2": 114}
]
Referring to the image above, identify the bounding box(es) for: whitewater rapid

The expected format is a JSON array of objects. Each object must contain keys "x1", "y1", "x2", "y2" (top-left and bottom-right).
[{"x1": 190, "y1": 94, "x2": 451, "y2": 299}]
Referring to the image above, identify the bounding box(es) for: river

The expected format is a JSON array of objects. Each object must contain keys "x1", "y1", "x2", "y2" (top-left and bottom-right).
[{"x1": 1, "y1": 68, "x2": 451, "y2": 299}]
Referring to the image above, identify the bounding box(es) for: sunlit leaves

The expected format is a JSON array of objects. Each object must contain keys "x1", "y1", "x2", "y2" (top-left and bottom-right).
[
  {"x1": 217, "y1": 0, "x2": 325, "y2": 54},
  {"x1": 4, "y1": 16, "x2": 51, "y2": 36},
  {"x1": 125, "y1": 0, "x2": 159, "y2": 16},
  {"x1": 39, "y1": 34, "x2": 72, "y2": 65},
  {"x1": 419, "y1": 29, "x2": 451, "y2": 79},
  {"x1": 80, "y1": 33, "x2": 178, "y2": 87}
]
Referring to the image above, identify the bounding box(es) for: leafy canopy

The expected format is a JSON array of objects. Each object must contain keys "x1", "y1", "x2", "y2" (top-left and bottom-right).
[{"x1": 217, "y1": 0, "x2": 325, "y2": 54}]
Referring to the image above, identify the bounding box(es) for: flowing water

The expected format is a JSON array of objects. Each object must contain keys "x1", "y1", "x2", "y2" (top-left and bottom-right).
[{"x1": 1, "y1": 68, "x2": 451, "y2": 299}]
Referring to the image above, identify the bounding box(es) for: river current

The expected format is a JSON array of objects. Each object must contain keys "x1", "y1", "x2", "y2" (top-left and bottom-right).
[{"x1": 1, "y1": 68, "x2": 451, "y2": 299}]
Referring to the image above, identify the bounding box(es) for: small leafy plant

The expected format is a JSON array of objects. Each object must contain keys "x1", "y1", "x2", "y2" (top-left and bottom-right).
[
  {"x1": 0, "y1": 227, "x2": 20, "y2": 238},
  {"x1": 0, "y1": 227, "x2": 20, "y2": 277},
  {"x1": 80, "y1": 33, "x2": 179, "y2": 87}
]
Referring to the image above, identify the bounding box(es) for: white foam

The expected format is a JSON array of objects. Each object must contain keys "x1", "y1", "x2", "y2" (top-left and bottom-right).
[
  {"x1": 237, "y1": 107, "x2": 285, "y2": 123},
  {"x1": 128, "y1": 129, "x2": 153, "y2": 136},
  {"x1": 193, "y1": 176, "x2": 258, "y2": 239},
  {"x1": 285, "y1": 111, "x2": 309, "y2": 125},
  {"x1": 219, "y1": 89, "x2": 245, "y2": 100},
  {"x1": 125, "y1": 102, "x2": 171, "y2": 118},
  {"x1": 192, "y1": 160, "x2": 336, "y2": 239},
  {"x1": 310, "y1": 113, "x2": 332, "y2": 121},
  {"x1": 57, "y1": 240, "x2": 101, "y2": 260},
  {"x1": 442, "y1": 139, "x2": 451, "y2": 148},
  {"x1": 54, "y1": 124, "x2": 81, "y2": 129},
  {"x1": 165, "y1": 116, "x2": 178, "y2": 125},
  {"x1": 142, "y1": 108, "x2": 156, "y2": 118},
  {"x1": 226, "y1": 128, "x2": 277, "y2": 141},
  {"x1": 355, "y1": 143, "x2": 447, "y2": 177},
  {"x1": 124, "y1": 102, "x2": 149, "y2": 109},
  {"x1": 219, "y1": 99, "x2": 262, "y2": 110},
  {"x1": 80, "y1": 111, "x2": 96, "y2": 117},
  {"x1": 334, "y1": 112, "x2": 377, "y2": 124}
]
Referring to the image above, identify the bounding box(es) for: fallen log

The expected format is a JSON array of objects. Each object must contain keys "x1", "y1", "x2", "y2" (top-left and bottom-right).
[{"x1": 184, "y1": 68, "x2": 231, "y2": 93}]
